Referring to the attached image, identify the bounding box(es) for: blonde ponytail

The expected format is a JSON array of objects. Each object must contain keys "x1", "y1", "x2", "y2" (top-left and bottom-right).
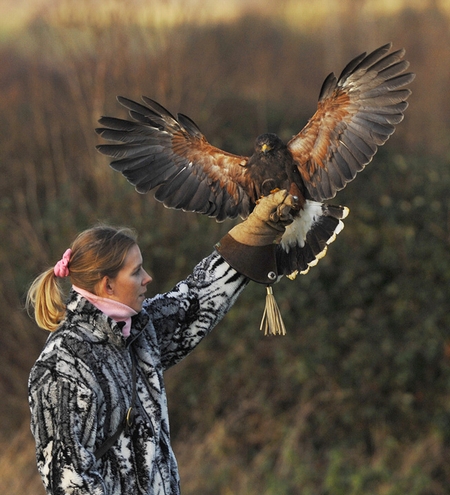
[
  {"x1": 26, "y1": 268, "x2": 66, "y2": 332},
  {"x1": 26, "y1": 225, "x2": 138, "y2": 332}
]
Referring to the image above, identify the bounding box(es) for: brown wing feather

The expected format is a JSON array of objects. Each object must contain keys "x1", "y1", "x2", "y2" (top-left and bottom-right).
[
  {"x1": 96, "y1": 97, "x2": 253, "y2": 221},
  {"x1": 288, "y1": 43, "x2": 415, "y2": 201}
]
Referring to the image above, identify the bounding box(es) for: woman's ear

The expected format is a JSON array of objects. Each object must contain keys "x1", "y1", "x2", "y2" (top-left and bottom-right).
[{"x1": 96, "y1": 276, "x2": 114, "y2": 298}]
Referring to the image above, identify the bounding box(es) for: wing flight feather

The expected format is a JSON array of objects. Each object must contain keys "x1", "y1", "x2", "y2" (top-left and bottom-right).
[
  {"x1": 96, "y1": 97, "x2": 253, "y2": 221},
  {"x1": 288, "y1": 43, "x2": 415, "y2": 201}
]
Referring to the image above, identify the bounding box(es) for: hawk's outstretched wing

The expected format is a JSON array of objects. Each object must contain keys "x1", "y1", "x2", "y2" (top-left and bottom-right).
[
  {"x1": 288, "y1": 43, "x2": 415, "y2": 201},
  {"x1": 96, "y1": 97, "x2": 253, "y2": 221}
]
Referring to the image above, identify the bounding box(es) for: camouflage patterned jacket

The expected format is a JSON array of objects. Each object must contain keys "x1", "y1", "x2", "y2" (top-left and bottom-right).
[{"x1": 29, "y1": 252, "x2": 248, "y2": 495}]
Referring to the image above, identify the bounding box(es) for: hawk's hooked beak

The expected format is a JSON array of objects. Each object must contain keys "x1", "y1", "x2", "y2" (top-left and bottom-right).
[{"x1": 261, "y1": 143, "x2": 270, "y2": 154}]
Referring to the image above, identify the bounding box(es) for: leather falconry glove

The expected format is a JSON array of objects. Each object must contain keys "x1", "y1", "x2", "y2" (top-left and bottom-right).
[
  {"x1": 216, "y1": 189, "x2": 298, "y2": 284},
  {"x1": 216, "y1": 190, "x2": 298, "y2": 336}
]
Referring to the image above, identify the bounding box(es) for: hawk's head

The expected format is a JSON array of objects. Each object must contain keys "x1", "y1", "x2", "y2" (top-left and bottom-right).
[{"x1": 254, "y1": 133, "x2": 285, "y2": 155}]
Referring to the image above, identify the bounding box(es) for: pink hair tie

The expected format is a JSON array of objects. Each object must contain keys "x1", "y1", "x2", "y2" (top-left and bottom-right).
[{"x1": 54, "y1": 248, "x2": 72, "y2": 278}]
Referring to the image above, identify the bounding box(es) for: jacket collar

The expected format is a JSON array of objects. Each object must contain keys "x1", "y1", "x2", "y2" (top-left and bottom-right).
[{"x1": 64, "y1": 289, "x2": 149, "y2": 348}]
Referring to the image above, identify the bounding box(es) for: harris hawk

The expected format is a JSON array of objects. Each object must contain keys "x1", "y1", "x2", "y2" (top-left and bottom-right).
[{"x1": 96, "y1": 43, "x2": 415, "y2": 280}]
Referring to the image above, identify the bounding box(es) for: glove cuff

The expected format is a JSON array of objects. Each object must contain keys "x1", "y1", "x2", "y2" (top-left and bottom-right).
[{"x1": 215, "y1": 234, "x2": 279, "y2": 284}]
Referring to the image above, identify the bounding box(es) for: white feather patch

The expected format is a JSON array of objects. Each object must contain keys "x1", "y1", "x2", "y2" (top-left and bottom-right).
[{"x1": 280, "y1": 200, "x2": 324, "y2": 251}]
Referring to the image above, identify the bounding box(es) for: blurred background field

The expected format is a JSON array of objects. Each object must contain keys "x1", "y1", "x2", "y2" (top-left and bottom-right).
[{"x1": 1, "y1": 0, "x2": 450, "y2": 493}]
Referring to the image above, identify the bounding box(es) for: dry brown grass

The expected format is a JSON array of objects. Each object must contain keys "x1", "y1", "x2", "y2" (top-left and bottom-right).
[{"x1": 0, "y1": 422, "x2": 44, "y2": 495}]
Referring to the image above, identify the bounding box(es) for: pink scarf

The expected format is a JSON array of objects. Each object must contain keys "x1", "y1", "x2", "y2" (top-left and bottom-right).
[{"x1": 72, "y1": 285, "x2": 137, "y2": 338}]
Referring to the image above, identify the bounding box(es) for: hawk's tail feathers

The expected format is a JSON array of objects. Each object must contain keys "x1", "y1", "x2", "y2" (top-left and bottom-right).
[{"x1": 277, "y1": 202, "x2": 349, "y2": 279}]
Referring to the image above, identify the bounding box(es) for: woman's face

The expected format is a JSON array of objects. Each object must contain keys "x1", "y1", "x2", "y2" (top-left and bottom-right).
[{"x1": 107, "y1": 244, "x2": 152, "y2": 311}]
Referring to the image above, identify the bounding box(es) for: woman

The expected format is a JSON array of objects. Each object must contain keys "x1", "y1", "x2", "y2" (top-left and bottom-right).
[{"x1": 27, "y1": 190, "x2": 297, "y2": 495}]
